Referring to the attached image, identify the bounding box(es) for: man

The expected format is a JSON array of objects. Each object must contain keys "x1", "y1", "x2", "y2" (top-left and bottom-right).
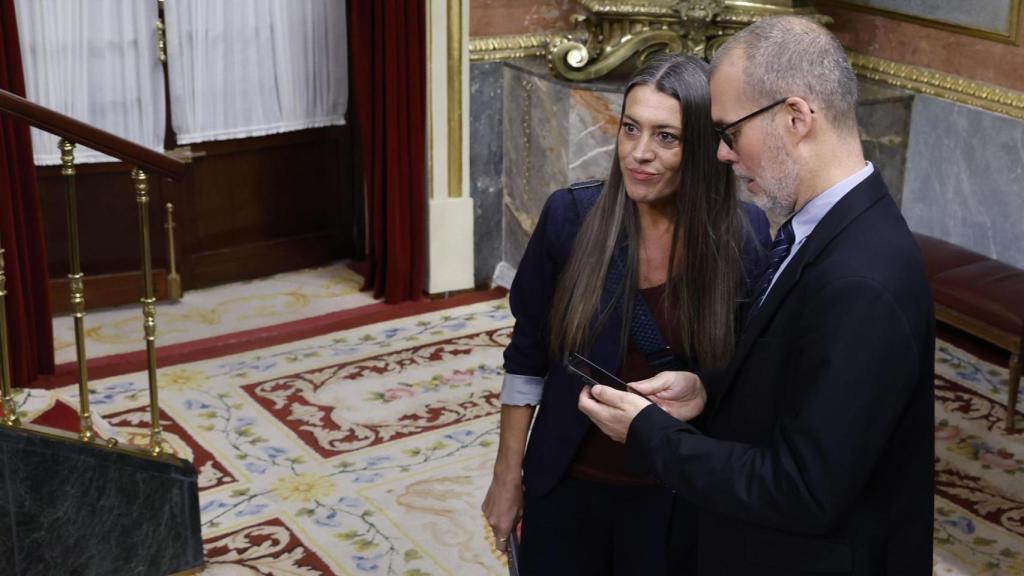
[{"x1": 579, "y1": 16, "x2": 934, "y2": 576}]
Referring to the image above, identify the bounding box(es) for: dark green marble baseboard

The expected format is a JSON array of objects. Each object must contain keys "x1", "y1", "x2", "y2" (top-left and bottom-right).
[{"x1": 0, "y1": 425, "x2": 203, "y2": 576}]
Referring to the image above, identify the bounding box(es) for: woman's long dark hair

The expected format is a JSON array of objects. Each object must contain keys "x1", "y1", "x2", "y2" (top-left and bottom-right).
[{"x1": 549, "y1": 53, "x2": 743, "y2": 370}]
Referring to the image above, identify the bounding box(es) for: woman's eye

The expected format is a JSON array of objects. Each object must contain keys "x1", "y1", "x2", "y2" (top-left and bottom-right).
[
  {"x1": 658, "y1": 131, "x2": 679, "y2": 144},
  {"x1": 622, "y1": 122, "x2": 639, "y2": 135}
]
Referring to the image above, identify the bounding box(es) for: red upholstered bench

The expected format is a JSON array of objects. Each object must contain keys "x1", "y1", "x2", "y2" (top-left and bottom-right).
[{"x1": 914, "y1": 234, "x2": 1024, "y2": 432}]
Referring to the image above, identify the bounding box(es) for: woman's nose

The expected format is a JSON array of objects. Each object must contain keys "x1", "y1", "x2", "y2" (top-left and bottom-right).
[{"x1": 631, "y1": 135, "x2": 655, "y2": 162}]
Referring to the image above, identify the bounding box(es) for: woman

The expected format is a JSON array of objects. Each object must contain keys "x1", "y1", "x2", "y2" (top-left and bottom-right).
[{"x1": 482, "y1": 54, "x2": 770, "y2": 574}]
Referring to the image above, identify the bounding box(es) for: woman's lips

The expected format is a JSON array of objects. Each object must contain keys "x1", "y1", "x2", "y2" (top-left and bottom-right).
[{"x1": 627, "y1": 168, "x2": 659, "y2": 182}]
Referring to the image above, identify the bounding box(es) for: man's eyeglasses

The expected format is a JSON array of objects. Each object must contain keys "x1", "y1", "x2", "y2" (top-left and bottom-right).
[{"x1": 714, "y1": 98, "x2": 789, "y2": 150}]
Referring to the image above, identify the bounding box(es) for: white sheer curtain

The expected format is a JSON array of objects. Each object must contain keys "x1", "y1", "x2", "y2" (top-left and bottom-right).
[
  {"x1": 164, "y1": 0, "x2": 348, "y2": 145},
  {"x1": 14, "y1": 0, "x2": 166, "y2": 165}
]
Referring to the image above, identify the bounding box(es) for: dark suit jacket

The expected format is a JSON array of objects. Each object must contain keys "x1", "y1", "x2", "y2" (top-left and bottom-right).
[
  {"x1": 628, "y1": 171, "x2": 935, "y2": 575},
  {"x1": 505, "y1": 182, "x2": 770, "y2": 498}
]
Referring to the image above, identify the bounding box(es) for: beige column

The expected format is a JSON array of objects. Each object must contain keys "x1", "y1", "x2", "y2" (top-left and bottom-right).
[{"x1": 426, "y1": 0, "x2": 475, "y2": 294}]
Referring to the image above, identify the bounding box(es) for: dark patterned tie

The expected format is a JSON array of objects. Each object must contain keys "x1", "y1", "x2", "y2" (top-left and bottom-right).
[{"x1": 752, "y1": 219, "x2": 795, "y2": 308}]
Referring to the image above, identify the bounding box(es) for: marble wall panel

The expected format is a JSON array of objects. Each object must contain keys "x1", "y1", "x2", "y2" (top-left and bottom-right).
[
  {"x1": 568, "y1": 88, "x2": 623, "y2": 183},
  {"x1": 502, "y1": 63, "x2": 572, "y2": 266},
  {"x1": 902, "y1": 95, "x2": 1024, "y2": 268},
  {"x1": 856, "y1": 80, "x2": 914, "y2": 206},
  {"x1": 471, "y1": 62, "x2": 505, "y2": 286}
]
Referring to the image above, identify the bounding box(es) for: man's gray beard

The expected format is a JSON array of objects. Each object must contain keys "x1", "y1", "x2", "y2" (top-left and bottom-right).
[{"x1": 754, "y1": 130, "x2": 799, "y2": 223}]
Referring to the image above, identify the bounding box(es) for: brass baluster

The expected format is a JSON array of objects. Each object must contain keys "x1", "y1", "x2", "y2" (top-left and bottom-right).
[
  {"x1": 156, "y1": 0, "x2": 167, "y2": 63},
  {"x1": 0, "y1": 246, "x2": 18, "y2": 426},
  {"x1": 165, "y1": 203, "x2": 181, "y2": 300},
  {"x1": 60, "y1": 139, "x2": 94, "y2": 441},
  {"x1": 131, "y1": 169, "x2": 163, "y2": 455}
]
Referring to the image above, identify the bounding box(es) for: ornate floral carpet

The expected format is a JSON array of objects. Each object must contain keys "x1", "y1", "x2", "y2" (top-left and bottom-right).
[
  {"x1": 35, "y1": 298, "x2": 514, "y2": 575},
  {"x1": 14, "y1": 297, "x2": 1024, "y2": 574},
  {"x1": 933, "y1": 341, "x2": 1024, "y2": 575}
]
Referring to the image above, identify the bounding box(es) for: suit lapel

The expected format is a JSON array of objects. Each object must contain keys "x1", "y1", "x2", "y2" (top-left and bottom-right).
[{"x1": 708, "y1": 171, "x2": 891, "y2": 418}]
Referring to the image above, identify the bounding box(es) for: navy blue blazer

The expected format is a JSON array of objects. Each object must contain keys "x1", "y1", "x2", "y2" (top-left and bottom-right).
[
  {"x1": 504, "y1": 182, "x2": 770, "y2": 498},
  {"x1": 627, "y1": 170, "x2": 935, "y2": 575}
]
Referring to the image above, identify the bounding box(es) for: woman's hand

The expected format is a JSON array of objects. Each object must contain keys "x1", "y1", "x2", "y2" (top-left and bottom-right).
[
  {"x1": 628, "y1": 371, "x2": 706, "y2": 421},
  {"x1": 481, "y1": 470, "x2": 523, "y2": 553},
  {"x1": 482, "y1": 404, "x2": 535, "y2": 553}
]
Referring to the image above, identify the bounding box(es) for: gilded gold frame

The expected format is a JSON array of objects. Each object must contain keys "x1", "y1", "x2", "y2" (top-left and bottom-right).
[
  {"x1": 817, "y1": 0, "x2": 1022, "y2": 44},
  {"x1": 469, "y1": 33, "x2": 554, "y2": 62},
  {"x1": 849, "y1": 52, "x2": 1024, "y2": 122},
  {"x1": 468, "y1": 33, "x2": 1024, "y2": 121}
]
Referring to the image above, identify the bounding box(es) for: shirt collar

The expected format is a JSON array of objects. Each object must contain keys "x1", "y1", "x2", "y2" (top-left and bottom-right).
[{"x1": 790, "y1": 162, "x2": 874, "y2": 245}]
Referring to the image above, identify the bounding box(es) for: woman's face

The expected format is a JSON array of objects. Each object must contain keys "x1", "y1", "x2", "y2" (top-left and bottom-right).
[{"x1": 617, "y1": 84, "x2": 683, "y2": 208}]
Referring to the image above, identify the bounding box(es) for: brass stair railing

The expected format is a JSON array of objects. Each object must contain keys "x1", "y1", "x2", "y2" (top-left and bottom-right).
[{"x1": 0, "y1": 87, "x2": 186, "y2": 456}]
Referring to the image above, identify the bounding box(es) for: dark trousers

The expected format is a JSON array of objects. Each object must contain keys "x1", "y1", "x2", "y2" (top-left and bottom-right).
[{"x1": 520, "y1": 476, "x2": 685, "y2": 576}]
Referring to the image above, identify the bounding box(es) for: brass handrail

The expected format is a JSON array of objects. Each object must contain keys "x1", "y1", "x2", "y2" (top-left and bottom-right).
[
  {"x1": 0, "y1": 88, "x2": 185, "y2": 180},
  {"x1": 0, "y1": 90, "x2": 182, "y2": 458}
]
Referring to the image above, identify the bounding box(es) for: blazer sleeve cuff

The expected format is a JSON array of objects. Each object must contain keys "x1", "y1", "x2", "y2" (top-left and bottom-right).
[
  {"x1": 626, "y1": 403, "x2": 700, "y2": 480},
  {"x1": 499, "y1": 373, "x2": 545, "y2": 406}
]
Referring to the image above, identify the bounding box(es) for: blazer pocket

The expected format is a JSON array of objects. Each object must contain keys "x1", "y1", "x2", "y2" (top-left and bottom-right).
[{"x1": 743, "y1": 528, "x2": 852, "y2": 574}]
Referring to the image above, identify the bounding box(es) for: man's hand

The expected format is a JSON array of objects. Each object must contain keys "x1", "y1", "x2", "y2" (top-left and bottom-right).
[
  {"x1": 628, "y1": 371, "x2": 706, "y2": 421},
  {"x1": 578, "y1": 385, "x2": 653, "y2": 443}
]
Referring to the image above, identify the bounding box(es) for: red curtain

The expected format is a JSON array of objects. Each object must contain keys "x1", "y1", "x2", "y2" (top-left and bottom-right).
[
  {"x1": 349, "y1": 0, "x2": 426, "y2": 304},
  {"x1": 0, "y1": 0, "x2": 55, "y2": 387}
]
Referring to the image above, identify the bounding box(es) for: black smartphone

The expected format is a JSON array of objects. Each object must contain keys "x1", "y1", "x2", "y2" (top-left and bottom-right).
[
  {"x1": 567, "y1": 352, "x2": 629, "y2": 391},
  {"x1": 507, "y1": 530, "x2": 521, "y2": 576}
]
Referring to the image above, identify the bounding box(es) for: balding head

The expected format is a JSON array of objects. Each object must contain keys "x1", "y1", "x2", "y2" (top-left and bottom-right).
[{"x1": 710, "y1": 16, "x2": 859, "y2": 135}]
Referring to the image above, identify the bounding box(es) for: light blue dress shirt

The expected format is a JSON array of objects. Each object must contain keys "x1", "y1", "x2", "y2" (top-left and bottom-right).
[{"x1": 760, "y1": 162, "x2": 875, "y2": 303}]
